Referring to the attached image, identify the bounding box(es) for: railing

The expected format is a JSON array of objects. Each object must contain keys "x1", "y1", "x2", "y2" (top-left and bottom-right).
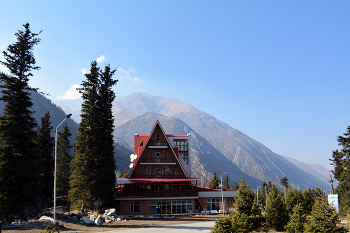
[
  {"x1": 140, "y1": 158, "x2": 176, "y2": 163},
  {"x1": 148, "y1": 142, "x2": 168, "y2": 147},
  {"x1": 115, "y1": 190, "x2": 198, "y2": 198},
  {"x1": 130, "y1": 174, "x2": 186, "y2": 178}
]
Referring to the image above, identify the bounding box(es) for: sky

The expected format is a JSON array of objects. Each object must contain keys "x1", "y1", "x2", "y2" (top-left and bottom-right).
[{"x1": 0, "y1": 0, "x2": 349, "y2": 170}]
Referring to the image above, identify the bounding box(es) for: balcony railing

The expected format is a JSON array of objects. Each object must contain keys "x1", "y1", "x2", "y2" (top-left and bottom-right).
[
  {"x1": 115, "y1": 190, "x2": 198, "y2": 198},
  {"x1": 148, "y1": 142, "x2": 168, "y2": 147},
  {"x1": 140, "y1": 158, "x2": 176, "y2": 164},
  {"x1": 130, "y1": 173, "x2": 186, "y2": 178}
]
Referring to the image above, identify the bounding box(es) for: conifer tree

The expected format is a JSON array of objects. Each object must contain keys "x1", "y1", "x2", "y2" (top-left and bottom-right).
[
  {"x1": 284, "y1": 203, "x2": 306, "y2": 233},
  {"x1": 56, "y1": 123, "x2": 72, "y2": 200},
  {"x1": 330, "y1": 125, "x2": 350, "y2": 213},
  {"x1": 0, "y1": 23, "x2": 41, "y2": 223},
  {"x1": 304, "y1": 190, "x2": 347, "y2": 232},
  {"x1": 36, "y1": 111, "x2": 54, "y2": 205},
  {"x1": 234, "y1": 178, "x2": 254, "y2": 214},
  {"x1": 209, "y1": 171, "x2": 220, "y2": 189},
  {"x1": 265, "y1": 184, "x2": 289, "y2": 231},
  {"x1": 222, "y1": 175, "x2": 230, "y2": 189},
  {"x1": 231, "y1": 180, "x2": 240, "y2": 190},
  {"x1": 69, "y1": 61, "x2": 117, "y2": 210},
  {"x1": 301, "y1": 188, "x2": 314, "y2": 215},
  {"x1": 280, "y1": 176, "x2": 288, "y2": 199}
]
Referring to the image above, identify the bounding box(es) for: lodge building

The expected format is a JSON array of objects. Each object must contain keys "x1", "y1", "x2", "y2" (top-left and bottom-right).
[{"x1": 115, "y1": 120, "x2": 236, "y2": 215}]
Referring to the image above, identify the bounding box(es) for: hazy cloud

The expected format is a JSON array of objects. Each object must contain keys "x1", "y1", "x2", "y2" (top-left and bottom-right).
[
  {"x1": 96, "y1": 55, "x2": 106, "y2": 63},
  {"x1": 117, "y1": 67, "x2": 141, "y2": 84},
  {"x1": 57, "y1": 84, "x2": 81, "y2": 100},
  {"x1": 81, "y1": 68, "x2": 87, "y2": 74}
]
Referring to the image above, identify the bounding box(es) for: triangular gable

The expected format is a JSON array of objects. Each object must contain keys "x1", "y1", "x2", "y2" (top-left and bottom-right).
[{"x1": 129, "y1": 120, "x2": 188, "y2": 178}]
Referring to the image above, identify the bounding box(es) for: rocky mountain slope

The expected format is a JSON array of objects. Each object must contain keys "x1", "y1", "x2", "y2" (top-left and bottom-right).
[{"x1": 112, "y1": 92, "x2": 331, "y2": 191}]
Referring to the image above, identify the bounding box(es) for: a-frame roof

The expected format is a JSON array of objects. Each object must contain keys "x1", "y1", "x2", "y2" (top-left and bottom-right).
[{"x1": 128, "y1": 120, "x2": 188, "y2": 178}]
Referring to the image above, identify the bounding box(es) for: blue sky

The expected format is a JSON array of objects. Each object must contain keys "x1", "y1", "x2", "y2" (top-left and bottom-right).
[{"x1": 1, "y1": 0, "x2": 349, "y2": 170}]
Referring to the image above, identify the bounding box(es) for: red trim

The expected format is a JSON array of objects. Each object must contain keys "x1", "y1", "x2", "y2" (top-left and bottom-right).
[{"x1": 166, "y1": 134, "x2": 188, "y2": 137}]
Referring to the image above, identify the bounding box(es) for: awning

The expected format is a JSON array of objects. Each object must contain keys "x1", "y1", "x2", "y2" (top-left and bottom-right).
[{"x1": 116, "y1": 178, "x2": 200, "y2": 185}]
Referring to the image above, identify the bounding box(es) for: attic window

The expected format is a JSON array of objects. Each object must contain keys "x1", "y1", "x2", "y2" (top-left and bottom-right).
[
  {"x1": 140, "y1": 141, "x2": 143, "y2": 146},
  {"x1": 155, "y1": 134, "x2": 161, "y2": 142},
  {"x1": 163, "y1": 151, "x2": 168, "y2": 158}
]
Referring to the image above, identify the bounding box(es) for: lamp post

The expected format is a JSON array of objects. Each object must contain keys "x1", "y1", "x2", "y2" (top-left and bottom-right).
[
  {"x1": 220, "y1": 171, "x2": 229, "y2": 216},
  {"x1": 54, "y1": 114, "x2": 72, "y2": 223},
  {"x1": 256, "y1": 186, "x2": 261, "y2": 205}
]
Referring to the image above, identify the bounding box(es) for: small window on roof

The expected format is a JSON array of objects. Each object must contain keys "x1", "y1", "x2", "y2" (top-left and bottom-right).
[
  {"x1": 155, "y1": 134, "x2": 161, "y2": 142},
  {"x1": 140, "y1": 141, "x2": 143, "y2": 146}
]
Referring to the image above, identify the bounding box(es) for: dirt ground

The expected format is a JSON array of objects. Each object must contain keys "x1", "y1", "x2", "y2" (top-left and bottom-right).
[{"x1": 2, "y1": 214, "x2": 221, "y2": 233}]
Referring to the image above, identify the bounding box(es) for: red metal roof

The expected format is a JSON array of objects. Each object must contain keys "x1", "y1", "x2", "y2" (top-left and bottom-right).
[
  {"x1": 194, "y1": 186, "x2": 237, "y2": 192},
  {"x1": 117, "y1": 178, "x2": 200, "y2": 185}
]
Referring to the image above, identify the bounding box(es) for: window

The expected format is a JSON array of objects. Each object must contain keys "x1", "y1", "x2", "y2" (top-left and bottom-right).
[
  {"x1": 148, "y1": 151, "x2": 153, "y2": 158},
  {"x1": 150, "y1": 200, "x2": 192, "y2": 215},
  {"x1": 162, "y1": 166, "x2": 170, "y2": 175},
  {"x1": 156, "y1": 168, "x2": 161, "y2": 174},
  {"x1": 147, "y1": 167, "x2": 154, "y2": 174},
  {"x1": 140, "y1": 167, "x2": 145, "y2": 174},
  {"x1": 156, "y1": 152, "x2": 161, "y2": 158},
  {"x1": 172, "y1": 182, "x2": 183, "y2": 191},
  {"x1": 131, "y1": 202, "x2": 141, "y2": 213},
  {"x1": 146, "y1": 185, "x2": 152, "y2": 191},
  {"x1": 165, "y1": 184, "x2": 170, "y2": 191},
  {"x1": 207, "y1": 198, "x2": 224, "y2": 212},
  {"x1": 163, "y1": 151, "x2": 168, "y2": 158},
  {"x1": 173, "y1": 139, "x2": 189, "y2": 164},
  {"x1": 140, "y1": 141, "x2": 143, "y2": 146},
  {"x1": 155, "y1": 134, "x2": 162, "y2": 142},
  {"x1": 172, "y1": 167, "x2": 176, "y2": 174}
]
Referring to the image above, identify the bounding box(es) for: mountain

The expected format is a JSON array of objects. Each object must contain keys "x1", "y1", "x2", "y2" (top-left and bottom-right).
[
  {"x1": 113, "y1": 112, "x2": 263, "y2": 187},
  {"x1": 112, "y1": 92, "x2": 331, "y2": 191}
]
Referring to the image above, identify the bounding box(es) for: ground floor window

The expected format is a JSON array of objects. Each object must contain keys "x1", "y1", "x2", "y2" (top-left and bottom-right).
[
  {"x1": 207, "y1": 198, "x2": 223, "y2": 211},
  {"x1": 131, "y1": 201, "x2": 141, "y2": 213},
  {"x1": 150, "y1": 200, "x2": 192, "y2": 215}
]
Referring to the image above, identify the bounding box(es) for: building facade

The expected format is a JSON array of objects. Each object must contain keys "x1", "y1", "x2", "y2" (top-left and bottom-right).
[{"x1": 115, "y1": 120, "x2": 236, "y2": 215}]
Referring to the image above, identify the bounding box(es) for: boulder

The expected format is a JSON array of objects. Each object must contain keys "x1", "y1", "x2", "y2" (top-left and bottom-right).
[
  {"x1": 83, "y1": 218, "x2": 94, "y2": 224},
  {"x1": 94, "y1": 216, "x2": 102, "y2": 226}
]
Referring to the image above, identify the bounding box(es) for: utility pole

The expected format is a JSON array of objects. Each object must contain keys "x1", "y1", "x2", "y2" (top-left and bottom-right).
[{"x1": 329, "y1": 175, "x2": 334, "y2": 194}]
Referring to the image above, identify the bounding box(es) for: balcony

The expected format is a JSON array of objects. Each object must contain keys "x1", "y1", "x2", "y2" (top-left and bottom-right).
[
  {"x1": 130, "y1": 173, "x2": 186, "y2": 178},
  {"x1": 148, "y1": 142, "x2": 168, "y2": 148},
  {"x1": 140, "y1": 158, "x2": 176, "y2": 164},
  {"x1": 115, "y1": 190, "x2": 198, "y2": 198}
]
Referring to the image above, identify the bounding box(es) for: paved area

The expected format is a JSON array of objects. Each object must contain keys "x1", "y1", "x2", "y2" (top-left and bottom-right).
[{"x1": 105, "y1": 220, "x2": 215, "y2": 233}]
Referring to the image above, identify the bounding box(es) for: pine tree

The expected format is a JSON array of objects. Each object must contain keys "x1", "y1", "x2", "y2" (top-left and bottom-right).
[
  {"x1": 222, "y1": 175, "x2": 229, "y2": 189},
  {"x1": 301, "y1": 188, "x2": 314, "y2": 215},
  {"x1": 231, "y1": 180, "x2": 240, "y2": 190},
  {"x1": 265, "y1": 184, "x2": 289, "y2": 231},
  {"x1": 280, "y1": 176, "x2": 288, "y2": 199},
  {"x1": 330, "y1": 125, "x2": 350, "y2": 213},
  {"x1": 122, "y1": 168, "x2": 128, "y2": 178},
  {"x1": 209, "y1": 171, "x2": 220, "y2": 189},
  {"x1": 304, "y1": 190, "x2": 347, "y2": 232},
  {"x1": 36, "y1": 111, "x2": 54, "y2": 205},
  {"x1": 234, "y1": 178, "x2": 254, "y2": 215},
  {"x1": 0, "y1": 23, "x2": 42, "y2": 223},
  {"x1": 56, "y1": 123, "x2": 72, "y2": 200},
  {"x1": 69, "y1": 61, "x2": 117, "y2": 210},
  {"x1": 284, "y1": 203, "x2": 306, "y2": 233}
]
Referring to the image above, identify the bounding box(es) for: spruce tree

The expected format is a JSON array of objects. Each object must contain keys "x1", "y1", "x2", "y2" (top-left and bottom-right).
[
  {"x1": 284, "y1": 203, "x2": 306, "y2": 233},
  {"x1": 222, "y1": 175, "x2": 229, "y2": 189},
  {"x1": 304, "y1": 190, "x2": 347, "y2": 232},
  {"x1": 69, "y1": 61, "x2": 117, "y2": 210},
  {"x1": 265, "y1": 184, "x2": 289, "y2": 231},
  {"x1": 36, "y1": 111, "x2": 54, "y2": 206},
  {"x1": 234, "y1": 178, "x2": 254, "y2": 214},
  {"x1": 330, "y1": 125, "x2": 350, "y2": 213},
  {"x1": 301, "y1": 188, "x2": 314, "y2": 215},
  {"x1": 231, "y1": 180, "x2": 240, "y2": 190},
  {"x1": 0, "y1": 23, "x2": 41, "y2": 223},
  {"x1": 208, "y1": 171, "x2": 220, "y2": 189},
  {"x1": 56, "y1": 123, "x2": 72, "y2": 200}
]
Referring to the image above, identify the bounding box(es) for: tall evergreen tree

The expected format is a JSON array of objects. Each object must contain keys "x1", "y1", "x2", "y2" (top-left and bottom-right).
[
  {"x1": 330, "y1": 125, "x2": 350, "y2": 213},
  {"x1": 222, "y1": 175, "x2": 230, "y2": 189},
  {"x1": 208, "y1": 171, "x2": 220, "y2": 189},
  {"x1": 231, "y1": 180, "x2": 240, "y2": 190},
  {"x1": 284, "y1": 203, "x2": 306, "y2": 233},
  {"x1": 56, "y1": 123, "x2": 72, "y2": 200},
  {"x1": 0, "y1": 23, "x2": 42, "y2": 223},
  {"x1": 234, "y1": 178, "x2": 254, "y2": 215},
  {"x1": 36, "y1": 111, "x2": 54, "y2": 205},
  {"x1": 265, "y1": 184, "x2": 289, "y2": 231},
  {"x1": 69, "y1": 61, "x2": 117, "y2": 210},
  {"x1": 280, "y1": 176, "x2": 289, "y2": 199}
]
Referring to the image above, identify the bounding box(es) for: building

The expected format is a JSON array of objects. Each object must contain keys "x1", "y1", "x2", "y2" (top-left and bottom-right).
[{"x1": 115, "y1": 120, "x2": 236, "y2": 215}]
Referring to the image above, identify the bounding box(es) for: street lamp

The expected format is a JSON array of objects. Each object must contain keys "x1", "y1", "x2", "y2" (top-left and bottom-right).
[
  {"x1": 220, "y1": 171, "x2": 229, "y2": 216},
  {"x1": 54, "y1": 114, "x2": 72, "y2": 223},
  {"x1": 256, "y1": 186, "x2": 261, "y2": 205}
]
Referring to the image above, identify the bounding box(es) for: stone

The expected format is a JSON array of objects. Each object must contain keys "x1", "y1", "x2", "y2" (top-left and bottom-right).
[
  {"x1": 83, "y1": 218, "x2": 94, "y2": 224},
  {"x1": 94, "y1": 216, "x2": 102, "y2": 226}
]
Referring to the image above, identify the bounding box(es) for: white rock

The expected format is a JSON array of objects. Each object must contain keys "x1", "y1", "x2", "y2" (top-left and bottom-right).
[
  {"x1": 116, "y1": 217, "x2": 122, "y2": 221},
  {"x1": 83, "y1": 218, "x2": 94, "y2": 224},
  {"x1": 90, "y1": 214, "x2": 96, "y2": 221},
  {"x1": 39, "y1": 216, "x2": 54, "y2": 223},
  {"x1": 95, "y1": 216, "x2": 102, "y2": 225}
]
